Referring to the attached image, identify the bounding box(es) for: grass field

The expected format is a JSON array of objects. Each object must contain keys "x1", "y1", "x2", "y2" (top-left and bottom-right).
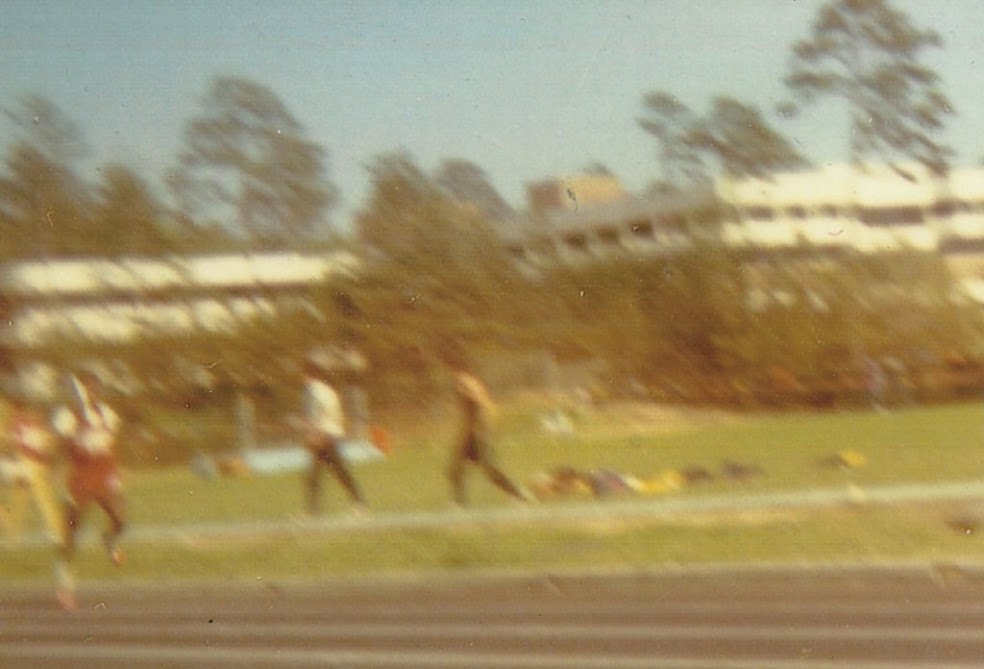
[{"x1": 4, "y1": 399, "x2": 984, "y2": 584}]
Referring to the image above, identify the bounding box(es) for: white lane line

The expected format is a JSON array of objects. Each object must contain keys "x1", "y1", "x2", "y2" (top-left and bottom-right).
[
  {"x1": 17, "y1": 478, "x2": 984, "y2": 547},
  {"x1": 4, "y1": 620, "x2": 983, "y2": 644},
  {"x1": 15, "y1": 599, "x2": 977, "y2": 619},
  {"x1": 3, "y1": 643, "x2": 983, "y2": 669}
]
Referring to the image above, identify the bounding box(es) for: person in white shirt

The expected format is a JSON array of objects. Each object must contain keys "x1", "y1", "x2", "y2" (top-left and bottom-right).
[
  {"x1": 51, "y1": 372, "x2": 126, "y2": 610},
  {"x1": 300, "y1": 361, "x2": 366, "y2": 515}
]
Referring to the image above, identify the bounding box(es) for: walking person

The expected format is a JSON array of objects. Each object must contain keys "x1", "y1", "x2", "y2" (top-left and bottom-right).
[
  {"x1": 298, "y1": 360, "x2": 367, "y2": 515},
  {"x1": 51, "y1": 372, "x2": 126, "y2": 611},
  {"x1": 446, "y1": 355, "x2": 528, "y2": 507}
]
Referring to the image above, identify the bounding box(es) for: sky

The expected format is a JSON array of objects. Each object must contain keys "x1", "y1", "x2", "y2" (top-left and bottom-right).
[{"x1": 2, "y1": 0, "x2": 984, "y2": 226}]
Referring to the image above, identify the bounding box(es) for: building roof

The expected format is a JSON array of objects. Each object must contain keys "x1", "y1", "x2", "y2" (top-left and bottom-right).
[
  {"x1": 0, "y1": 250, "x2": 361, "y2": 349},
  {"x1": 718, "y1": 163, "x2": 984, "y2": 209},
  {"x1": 503, "y1": 187, "x2": 715, "y2": 242},
  {"x1": 0, "y1": 250, "x2": 360, "y2": 299}
]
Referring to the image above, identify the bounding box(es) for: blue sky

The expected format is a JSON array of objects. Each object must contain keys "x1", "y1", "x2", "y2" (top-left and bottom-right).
[{"x1": 2, "y1": 1, "x2": 983, "y2": 225}]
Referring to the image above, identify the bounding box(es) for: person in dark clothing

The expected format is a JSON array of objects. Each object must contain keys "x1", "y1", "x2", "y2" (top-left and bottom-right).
[{"x1": 446, "y1": 361, "x2": 528, "y2": 507}]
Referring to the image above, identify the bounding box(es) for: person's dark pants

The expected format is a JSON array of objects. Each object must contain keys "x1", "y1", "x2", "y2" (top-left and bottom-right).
[
  {"x1": 306, "y1": 436, "x2": 364, "y2": 513},
  {"x1": 448, "y1": 433, "x2": 524, "y2": 506}
]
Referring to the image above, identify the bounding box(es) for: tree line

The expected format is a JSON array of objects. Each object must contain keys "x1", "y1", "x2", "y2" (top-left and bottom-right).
[
  {"x1": 2, "y1": 0, "x2": 981, "y2": 419},
  {"x1": 0, "y1": 0, "x2": 959, "y2": 259}
]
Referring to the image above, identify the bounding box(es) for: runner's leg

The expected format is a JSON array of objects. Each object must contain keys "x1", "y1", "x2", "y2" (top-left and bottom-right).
[
  {"x1": 480, "y1": 460, "x2": 527, "y2": 500},
  {"x1": 305, "y1": 453, "x2": 324, "y2": 514},
  {"x1": 97, "y1": 492, "x2": 126, "y2": 566},
  {"x1": 56, "y1": 500, "x2": 82, "y2": 610},
  {"x1": 447, "y1": 441, "x2": 471, "y2": 507}
]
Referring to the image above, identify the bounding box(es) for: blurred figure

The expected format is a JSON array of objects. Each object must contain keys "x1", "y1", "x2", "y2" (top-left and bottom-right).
[
  {"x1": 864, "y1": 356, "x2": 887, "y2": 411},
  {"x1": 446, "y1": 354, "x2": 528, "y2": 507},
  {"x1": 6, "y1": 397, "x2": 63, "y2": 543},
  {"x1": 298, "y1": 360, "x2": 367, "y2": 515},
  {"x1": 51, "y1": 372, "x2": 126, "y2": 611}
]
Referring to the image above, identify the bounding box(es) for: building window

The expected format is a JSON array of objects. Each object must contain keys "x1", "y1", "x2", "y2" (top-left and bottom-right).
[
  {"x1": 744, "y1": 206, "x2": 774, "y2": 221},
  {"x1": 858, "y1": 206, "x2": 924, "y2": 226},
  {"x1": 563, "y1": 232, "x2": 589, "y2": 252},
  {"x1": 629, "y1": 219, "x2": 654, "y2": 238},
  {"x1": 596, "y1": 227, "x2": 620, "y2": 245},
  {"x1": 656, "y1": 213, "x2": 686, "y2": 231},
  {"x1": 930, "y1": 200, "x2": 957, "y2": 218},
  {"x1": 531, "y1": 237, "x2": 557, "y2": 257}
]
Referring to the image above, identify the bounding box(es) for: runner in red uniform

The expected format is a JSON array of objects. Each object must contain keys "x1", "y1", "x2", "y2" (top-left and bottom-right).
[{"x1": 51, "y1": 372, "x2": 126, "y2": 610}]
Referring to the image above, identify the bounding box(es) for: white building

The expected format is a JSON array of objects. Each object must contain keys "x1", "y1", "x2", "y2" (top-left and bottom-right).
[
  {"x1": 506, "y1": 164, "x2": 984, "y2": 303},
  {"x1": 717, "y1": 163, "x2": 984, "y2": 254},
  {"x1": 0, "y1": 250, "x2": 360, "y2": 397}
]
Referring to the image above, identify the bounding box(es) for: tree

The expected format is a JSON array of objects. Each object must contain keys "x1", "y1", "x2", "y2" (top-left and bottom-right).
[
  {"x1": 784, "y1": 0, "x2": 954, "y2": 174},
  {"x1": 91, "y1": 163, "x2": 171, "y2": 256},
  {"x1": 354, "y1": 151, "x2": 516, "y2": 319},
  {"x1": 355, "y1": 152, "x2": 440, "y2": 262},
  {"x1": 434, "y1": 158, "x2": 514, "y2": 223},
  {"x1": 639, "y1": 92, "x2": 807, "y2": 192},
  {"x1": 347, "y1": 151, "x2": 528, "y2": 403},
  {"x1": 637, "y1": 91, "x2": 706, "y2": 192},
  {"x1": 170, "y1": 75, "x2": 337, "y2": 247},
  {"x1": 688, "y1": 97, "x2": 810, "y2": 178},
  {"x1": 0, "y1": 96, "x2": 92, "y2": 257}
]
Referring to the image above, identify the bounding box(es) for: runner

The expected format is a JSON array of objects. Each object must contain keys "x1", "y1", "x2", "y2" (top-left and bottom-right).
[{"x1": 51, "y1": 372, "x2": 126, "y2": 611}]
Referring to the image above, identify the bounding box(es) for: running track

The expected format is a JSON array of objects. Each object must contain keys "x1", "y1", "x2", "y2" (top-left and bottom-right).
[{"x1": 3, "y1": 565, "x2": 984, "y2": 668}]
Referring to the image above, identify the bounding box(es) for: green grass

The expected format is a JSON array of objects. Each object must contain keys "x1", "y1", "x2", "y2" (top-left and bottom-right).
[{"x1": 4, "y1": 400, "x2": 984, "y2": 584}]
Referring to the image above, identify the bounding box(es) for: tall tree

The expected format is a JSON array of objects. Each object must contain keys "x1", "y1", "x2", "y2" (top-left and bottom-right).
[
  {"x1": 434, "y1": 158, "x2": 514, "y2": 223},
  {"x1": 0, "y1": 96, "x2": 92, "y2": 257},
  {"x1": 637, "y1": 91, "x2": 706, "y2": 192},
  {"x1": 91, "y1": 163, "x2": 171, "y2": 256},
  {"x1": 784, "y1": 0, "x2": 954, "y2": 174},
  {"x1": 356, "y1": 151, "x2": 513, "y2": 295},
  {"x1": 355, "y1": 152, "x2": 440, "y2": 262},
  {"x1": 349, "y1": 151, "x2": 524, "y2": 394},
  {"x1": 170, "y1": 75, "x2": 337, "y2": 247},
  {"x1": 688, "y1": 97, "x2": 810, "y2": 178}
]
